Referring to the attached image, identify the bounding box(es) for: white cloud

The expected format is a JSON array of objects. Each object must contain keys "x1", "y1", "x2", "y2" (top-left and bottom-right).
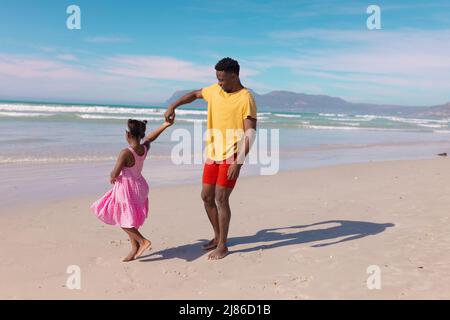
[
  {"x1": 0, "y1": 53, "x2": 239, "y2": 103},
  {"x1": 56, "y1": 54, "x2": 78, "y2": 61},
  {"x1": 4, "y1": 26, "x2": 450, "y2": 106},
  {"x1": 0, "y1": 54, "x2": 86, "y2": 79},
  {"x1": 291, "y1": 1, "x2": 450, "y2": 18},
  {"x1": 103, "y1": 55, "x2": 216, "y2": 83},
  {"x1": 249, "y1": 28, "x2": 450, "y2": 104},
  {"x1": 84, "y1": 36, "x2": 132, "y2": 44}
]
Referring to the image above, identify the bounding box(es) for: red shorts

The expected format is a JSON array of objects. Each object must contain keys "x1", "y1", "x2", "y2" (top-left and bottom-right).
[{"x1": 202, "y1": 157, "x2": 238, "y2": 189}]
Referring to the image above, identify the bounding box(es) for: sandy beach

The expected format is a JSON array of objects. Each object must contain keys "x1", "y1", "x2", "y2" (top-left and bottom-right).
[
  {"x1": 3, "y1": 0, "x2": 450, "y2": 304},
  {"x1": 1, "y1": 158, "x2": 449, "y2": 299}
]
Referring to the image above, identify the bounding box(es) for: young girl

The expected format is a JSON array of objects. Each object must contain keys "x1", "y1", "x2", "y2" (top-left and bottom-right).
[{"x1": 91, "y1": 119, "x2": 172, "y2": 262}]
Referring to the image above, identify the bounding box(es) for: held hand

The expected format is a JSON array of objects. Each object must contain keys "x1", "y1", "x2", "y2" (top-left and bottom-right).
[
  {"x1": 164, "y1": 117, "x2": 174, "y2": 127},
  {"x1": 227, "y1": 163, "x2": 242, "y2": 180},
  {"x1": 164, "y1": 106, "x2": 176, "y2": 122}
]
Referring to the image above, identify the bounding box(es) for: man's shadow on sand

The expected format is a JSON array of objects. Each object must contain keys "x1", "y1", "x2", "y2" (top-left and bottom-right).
[{"x1": 139, "y1": 220, "x2": 394, "y2": 262}]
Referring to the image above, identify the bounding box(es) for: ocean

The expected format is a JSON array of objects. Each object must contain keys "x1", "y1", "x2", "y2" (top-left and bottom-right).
[
  {"x1": 1, "y1": 100, "x2": 449, "y2": 166},
  {"x1": 2, "y1": 100, "x2": 450, "y2": 208}
]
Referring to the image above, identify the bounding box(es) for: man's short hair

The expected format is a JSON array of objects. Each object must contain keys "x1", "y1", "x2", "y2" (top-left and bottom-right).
[{"x1": 215, "y1": 57, "x2": 240, "y2": 75}]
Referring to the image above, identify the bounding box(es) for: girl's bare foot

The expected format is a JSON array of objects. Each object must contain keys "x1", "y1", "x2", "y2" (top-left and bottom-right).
[
  {"x1": 134, "y1": 239, "x2": 151, "y2": 259},
  {"x1": 208, "y1": 244, "x2": 228, "y2": 260},
  {"x1": 122, "y1": 248, "x2": 138, "y2": 262},
  {"x1": 202, "y1": 239, "x2": 218, "y2": 251}
]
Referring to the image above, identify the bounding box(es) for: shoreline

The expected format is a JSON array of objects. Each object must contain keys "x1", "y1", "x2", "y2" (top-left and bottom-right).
[
  {"x1": 0, "y1": 134, "x2": 450, "y2": 206},
  {"x1": 1, "y1": 141, "x2": 449, "y2": 212}
]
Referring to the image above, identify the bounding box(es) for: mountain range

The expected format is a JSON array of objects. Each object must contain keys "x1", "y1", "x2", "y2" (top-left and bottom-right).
[{"x1": 162, "y1": 89, "x2": 450, "y2": 117}]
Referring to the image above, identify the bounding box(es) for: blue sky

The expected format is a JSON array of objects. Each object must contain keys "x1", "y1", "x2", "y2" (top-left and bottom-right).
[{"x1": 1, "y1": 0, "x2": 450, "y2": 106}]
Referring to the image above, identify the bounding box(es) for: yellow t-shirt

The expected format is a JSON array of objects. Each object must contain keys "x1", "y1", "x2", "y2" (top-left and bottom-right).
[{"x1": 201, "y1": 83, "x2": 257, "y2": 161}]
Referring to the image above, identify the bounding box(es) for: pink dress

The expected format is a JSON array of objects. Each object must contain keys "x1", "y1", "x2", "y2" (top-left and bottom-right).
[{"x1": 91, "y1": 145, "x2": 149, "y2": 228}]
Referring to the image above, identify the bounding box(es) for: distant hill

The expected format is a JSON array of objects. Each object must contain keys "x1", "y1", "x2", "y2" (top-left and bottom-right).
[
  {"x1": 414, "y1": 102, "x2": 450, "y2": 117},
  {"x1": 161, "y1": 89, "x2": 449, "y2": 117}
]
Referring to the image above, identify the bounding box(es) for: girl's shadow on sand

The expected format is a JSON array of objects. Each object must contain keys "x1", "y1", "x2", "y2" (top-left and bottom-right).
[{"x1": 139, "y1": 220, "x2": 394, "y2": 262}]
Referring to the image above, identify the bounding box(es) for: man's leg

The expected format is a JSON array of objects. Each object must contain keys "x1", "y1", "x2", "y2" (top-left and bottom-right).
[
  {"x1": 201, "y1": 183, "x2": 220, "y2": 250},
  {"x1": 208, "y1": 185, "x2": 234, "y2": 260}
]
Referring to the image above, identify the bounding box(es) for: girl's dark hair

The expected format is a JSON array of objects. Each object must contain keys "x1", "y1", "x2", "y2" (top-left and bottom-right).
[{"x1": 127, "y1": 119, "x2": 147, "y2": 139}]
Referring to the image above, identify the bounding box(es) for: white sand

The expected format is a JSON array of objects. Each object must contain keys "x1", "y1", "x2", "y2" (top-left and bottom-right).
[{"x1": 1, "y1": 158, "x2": 450, "y2": 299}]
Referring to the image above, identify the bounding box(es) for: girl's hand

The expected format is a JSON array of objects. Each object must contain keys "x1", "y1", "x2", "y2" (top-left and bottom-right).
[
  {"x1": 164, "y1": 119, "x2": 174, "y2": 127},
  {"x1": 144, "y1": 121, "x2": 173, "y2": 143},
  {"x1": 110, "y1": 177, "x2": 117, "y2": 184}
]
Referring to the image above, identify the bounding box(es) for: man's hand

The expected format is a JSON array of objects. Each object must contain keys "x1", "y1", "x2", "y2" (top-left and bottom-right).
[
  {"x1": 227, "y1": 163, "x2": 242, "y2": 180},
  {"x1": 164, "y1": 106, "x2": 176, "y2": 122},
  {"x1": 163, "y1": 91, "x2": 203, "y2": 122}
]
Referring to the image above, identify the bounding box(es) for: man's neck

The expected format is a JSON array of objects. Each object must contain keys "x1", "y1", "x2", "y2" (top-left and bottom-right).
[{"x1": 228, "y1": 81, "x2": 244, "y2": 93}]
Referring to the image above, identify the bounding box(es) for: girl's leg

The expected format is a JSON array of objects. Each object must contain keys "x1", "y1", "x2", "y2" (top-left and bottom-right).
[
  {"x1": 122, "y1": 227, "x2": 151, "y2": 259},
  {"x1": 121, "y1": 228, "x2": 140, "y2": 262}
]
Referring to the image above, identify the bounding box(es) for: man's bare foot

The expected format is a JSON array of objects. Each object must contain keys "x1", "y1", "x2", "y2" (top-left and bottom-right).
[
  {"x1": 202, "y1": 239, "x2": 218, "y2": 251},
  {"x1": 208, "y1": 244, "x2": 228, "y2": 260},
  {"x1": 134, "y1": 239, "x2": 151, "y2": 259},
  {"x1": 122, "y1": 248, "x2": 138, "y2": 262}
]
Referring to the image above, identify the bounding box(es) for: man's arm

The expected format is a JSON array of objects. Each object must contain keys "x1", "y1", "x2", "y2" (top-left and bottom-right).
[
  {"x1": 164, "y1": 90, "x2": 203, "y2": 122},
  {"x1": 227, "y1": 117, "x2": 257, "y2": 180}
]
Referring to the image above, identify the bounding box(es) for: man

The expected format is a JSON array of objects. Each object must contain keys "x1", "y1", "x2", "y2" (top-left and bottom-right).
[{"x1": 164, "y1": 57, "x2": 257, "y2": 260}]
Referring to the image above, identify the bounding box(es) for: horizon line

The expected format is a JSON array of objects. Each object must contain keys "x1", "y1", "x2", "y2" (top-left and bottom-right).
[{"x1": 1, "y1": 90, "x2": 448, "y2": 109}]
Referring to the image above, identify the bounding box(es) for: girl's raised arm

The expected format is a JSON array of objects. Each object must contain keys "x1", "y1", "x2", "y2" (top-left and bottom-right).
[{"x1": 143, "y1": 121, "x2": 173, "y2": 147}]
